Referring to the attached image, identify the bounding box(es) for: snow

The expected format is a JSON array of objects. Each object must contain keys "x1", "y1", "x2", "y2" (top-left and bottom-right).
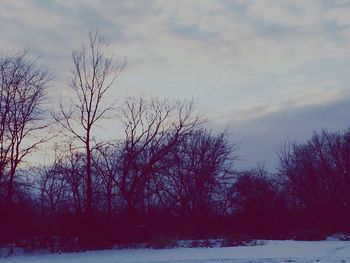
[{"x1": 2, "y1": 240, "x2": 350, "y2": 262}]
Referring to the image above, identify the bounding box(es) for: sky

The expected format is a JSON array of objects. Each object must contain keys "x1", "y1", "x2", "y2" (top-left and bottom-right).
[{"x1": 1, "y1": 0, "x2": 350, "y2": 170}]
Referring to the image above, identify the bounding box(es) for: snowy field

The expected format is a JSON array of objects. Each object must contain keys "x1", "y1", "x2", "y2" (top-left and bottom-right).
[{"x1": 2, "y1": 240, "x2": 350, "y2": 263}]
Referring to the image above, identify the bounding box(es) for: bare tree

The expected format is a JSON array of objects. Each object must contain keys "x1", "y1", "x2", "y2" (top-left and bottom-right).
[
  {"x1": 36, "y1": 149, "x2": 69, "y2": 217},
  {"x1": 55, "y1": 32, "x2": 125, "y2": 214},
  {"x1": 163, "y1": 129, "x2": 236, "y2": 217},
  {"x1": 117, "y1": 97, "x2": 200, "y2": 219},
  {"x1": 92, "y1": 143, "x2": 120, "y2": 218},
  {"x1": 0, "y1": 49, "x2": 51, "y2": 206},
  {"x1": 231, "y1": 166, "x2": 278, "y2": 216},
  {"x1": 278, "y1": 129, "x2": 350, "y2": 226},
  {"x1": 59, "y1": 143, "x2": 86, "y2": 214}
]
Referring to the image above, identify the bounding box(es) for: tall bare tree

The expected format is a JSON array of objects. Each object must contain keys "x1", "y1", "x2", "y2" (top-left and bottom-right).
[
  {"x1": 117, "y1": 97, "x2": 200, "y2": 218},
  {"x1": 0, "y1": 49, "x2": 51, "y2": 206},
  {"x1": 56, "y1": 32, "x2": 125, "y2": 214}
]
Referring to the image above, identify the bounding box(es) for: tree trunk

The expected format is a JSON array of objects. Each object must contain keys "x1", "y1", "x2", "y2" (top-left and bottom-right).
[
  {"x1": 6, "y1": 166, "x2": 15, "y2": 208},
  {"x1": 107, "y1": 187, "x2": 112, "y2": 219},
  {"x1": 86, "y1": 137, "x2": 93, "y2": 215}
]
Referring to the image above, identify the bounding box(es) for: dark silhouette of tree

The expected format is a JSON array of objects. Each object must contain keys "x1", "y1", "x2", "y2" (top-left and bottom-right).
[
  {"x1": 58, "y1": 143, "x2": 86, "y2": 215},
  {"x1": 278, "y1": 129, "x2": 350, "y2": 232},
  {"x1": 227, "y1": 166, "x2": 286, "y2": 236},
  {"x1": 234, "y1": 167, "x2": 278, "y2": 212},
  {"x1": 36, "y1": 149, "x2": 70, "y2": 217},
  {"x1": 164, "y1": 129, "x2": 236, "y2": 217},
  {"x1": 55, "y1": 32, "x2": 125, "y2": 215},
  {"x1": 0, "y1": 49, "x2": 51, "y2": 207},
  {"x1": 92, "y1": 143, "x2": 120, "y2": 218},
  {"x1": 117, "y1": 97, "x2": 200, "y2": 220}
]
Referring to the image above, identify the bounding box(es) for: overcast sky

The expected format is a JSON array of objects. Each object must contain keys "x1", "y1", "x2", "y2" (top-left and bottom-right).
[{"x1": 2, "y1": 0, "x2": 350, "y2": 170}]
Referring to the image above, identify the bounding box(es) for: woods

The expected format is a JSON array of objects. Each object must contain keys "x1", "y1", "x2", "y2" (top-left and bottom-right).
[{"x1": 1, "y1": 33, "x2": 350, "y2": 250}]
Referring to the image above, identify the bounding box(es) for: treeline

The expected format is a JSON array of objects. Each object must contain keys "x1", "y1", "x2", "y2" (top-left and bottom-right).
[{"x1": 1, "y1": 33, "x2": 350, "y2": 250}]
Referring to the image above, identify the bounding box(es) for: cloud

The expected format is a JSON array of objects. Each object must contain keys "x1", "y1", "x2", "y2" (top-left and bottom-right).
[
  {"x1": 213, "y1": 89, "x2": 350, "y2": 170},
  {"x1": 2, "y1": 0, "x2": 350, "y2": 168},
  {"x1": 221, "y1": 88, "x2": 350, "y2": 122}
]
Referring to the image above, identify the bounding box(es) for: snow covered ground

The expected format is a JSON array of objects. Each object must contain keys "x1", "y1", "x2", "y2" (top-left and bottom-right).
[{"x1": 2, "y1": 240, "x2": 350, "y2": 262}]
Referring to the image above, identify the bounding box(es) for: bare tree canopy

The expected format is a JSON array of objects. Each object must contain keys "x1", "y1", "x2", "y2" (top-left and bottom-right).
[
  {"x1": 55, "y1": 32, "x2": 125, "y2": 214},
  {"x1": 278, "y1": 129, "x2": 350, "y2": 213},
  {"x1": 0, "y1": 49, "x2": 52, "y2": 205},
  {"x1": 117, "y1": 96, "x2": 201, "y2": 217},
  {"x1": 163, "y1": 128, "x2": 237, "y2": 217}
]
